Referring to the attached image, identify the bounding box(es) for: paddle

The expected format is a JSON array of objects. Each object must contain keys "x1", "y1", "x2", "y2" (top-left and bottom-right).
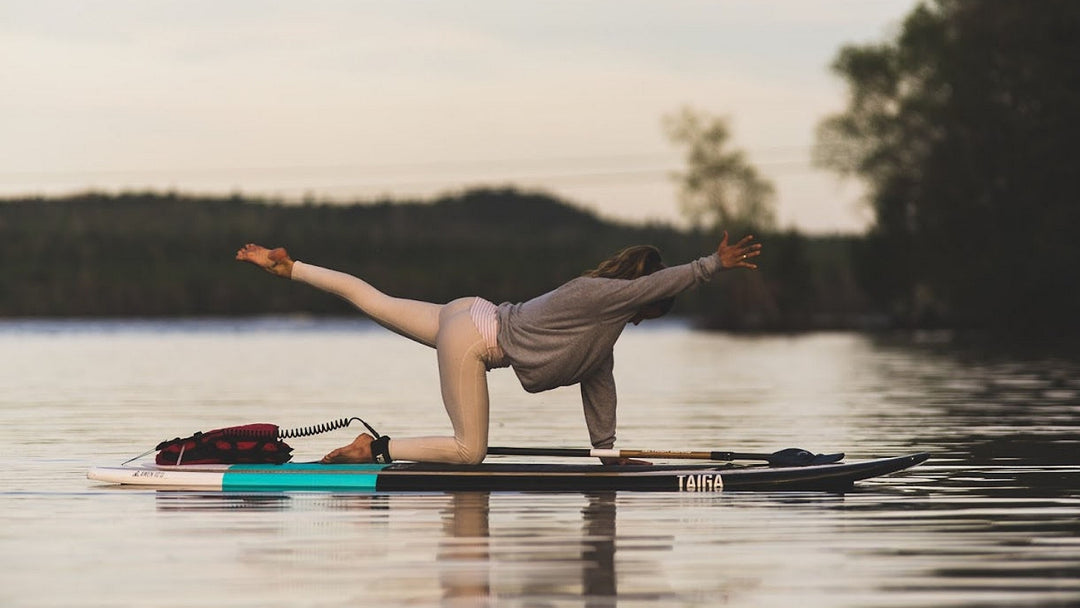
[{"x1": 486, "y1": 446, "x2": 845, "y2": 467}]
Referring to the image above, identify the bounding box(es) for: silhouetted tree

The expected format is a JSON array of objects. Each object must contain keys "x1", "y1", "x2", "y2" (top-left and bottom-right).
[
  {"x1": 817, "y1": 0, "x2": 1080, "y2": 335},
  {"x1": 665, "y1": 107, "x2": 777, "y2": 234}
]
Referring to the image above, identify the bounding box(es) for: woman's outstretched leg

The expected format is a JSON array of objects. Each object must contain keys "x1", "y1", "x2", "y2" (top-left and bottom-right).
[
  {"x1": 239, "y1": 245, "x2": 492, "y2": 465},
  {"x1": 237, "y1": 244, "x2": 441, "y2": 347}
]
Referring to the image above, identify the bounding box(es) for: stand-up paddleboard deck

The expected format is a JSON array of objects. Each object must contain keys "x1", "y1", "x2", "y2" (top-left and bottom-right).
[{"x1": 88, "y1": 453, "x2": 929, "y2": 492}]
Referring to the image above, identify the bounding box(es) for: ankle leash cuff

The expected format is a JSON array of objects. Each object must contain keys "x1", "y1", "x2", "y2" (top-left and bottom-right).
[{"x1": 371, "y1": 436, "x2": 392, "y2": 464}]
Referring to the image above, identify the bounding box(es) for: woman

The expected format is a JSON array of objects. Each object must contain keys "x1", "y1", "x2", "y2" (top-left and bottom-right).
[{"x1": 236, "y1": 232, "x2": 761, "y2": 465}]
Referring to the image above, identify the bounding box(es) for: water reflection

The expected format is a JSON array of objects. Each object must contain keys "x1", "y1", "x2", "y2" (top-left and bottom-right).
[
  {"x1": 155, "y1": 492, "x2": 295, "y2": 512},
  {"x1": 140, "y1": 463, "x2": 1080, "y2": 607},
  {"x1": 581, "y1": 493, "x2": 617, "y2": 604},
  {"x1": 151, "y1": 490, "x2": 670, "y2": 606},
  {"x1": 439, "y1": 493, "x2": 491, "y2": 605}
]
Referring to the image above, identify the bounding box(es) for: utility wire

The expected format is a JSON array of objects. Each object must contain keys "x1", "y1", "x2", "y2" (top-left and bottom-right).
[{"x1": 0, "y1": 146, "x2": 821, "y2": 180}]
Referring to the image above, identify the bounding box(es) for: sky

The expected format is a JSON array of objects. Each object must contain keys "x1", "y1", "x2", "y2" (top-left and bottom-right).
[{"x1": 0, "y1": 0, "x2": 918, "y2": 233}]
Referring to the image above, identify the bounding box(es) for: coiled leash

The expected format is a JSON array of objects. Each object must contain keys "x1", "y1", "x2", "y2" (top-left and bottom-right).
[{"x1": 123, "y1": 417, "x2": 390, "y2": 466}]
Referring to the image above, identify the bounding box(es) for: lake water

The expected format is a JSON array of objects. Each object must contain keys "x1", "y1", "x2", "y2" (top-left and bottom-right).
[{"x1": 1, "y1": 319, "x2": 1078, "y2": 607}]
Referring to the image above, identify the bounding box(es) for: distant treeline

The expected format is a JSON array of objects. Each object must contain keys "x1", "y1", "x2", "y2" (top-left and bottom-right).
[{"x1": 0, "y1": 189, "x2": 873, "y2": 331}]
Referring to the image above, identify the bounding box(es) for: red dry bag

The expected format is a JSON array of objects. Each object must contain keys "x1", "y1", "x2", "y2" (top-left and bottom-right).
[{"x1": 154, "y1": 423, "x2": 293, "y2": 465}]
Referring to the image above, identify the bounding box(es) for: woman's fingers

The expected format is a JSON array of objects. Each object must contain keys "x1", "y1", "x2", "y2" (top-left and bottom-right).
[
  {"x1": 718, "y1": 233, "x2": 762, "y2": 270},
  {"x1": 734, "y1": 238, "x2": 761, "y2": 260}
]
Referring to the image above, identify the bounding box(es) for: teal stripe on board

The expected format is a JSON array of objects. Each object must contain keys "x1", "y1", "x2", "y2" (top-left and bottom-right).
[
  {"x1": 221, "y1": 463, "x2": 387, "y2": 491},
  {"x1": 229, "y1": 463, "x2": 389, "y2": 472}
]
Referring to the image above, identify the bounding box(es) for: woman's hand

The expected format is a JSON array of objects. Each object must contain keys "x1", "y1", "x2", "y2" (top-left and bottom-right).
[{"x1": 717, "y1": 231, "x2": 762, "y2": 270}]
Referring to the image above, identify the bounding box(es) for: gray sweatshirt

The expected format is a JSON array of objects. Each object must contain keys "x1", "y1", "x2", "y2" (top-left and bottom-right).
[{"x1": 496, "y1": 253, "x2": 723, "y2": 449}]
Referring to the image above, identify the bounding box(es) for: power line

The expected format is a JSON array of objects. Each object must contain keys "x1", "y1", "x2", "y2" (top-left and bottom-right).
[{"x1": 0, "y1": 146, "x2": 821, "y2": 180}]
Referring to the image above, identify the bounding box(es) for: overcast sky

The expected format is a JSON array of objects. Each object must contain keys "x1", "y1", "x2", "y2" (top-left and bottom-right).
[{"x1": 1, "y1": 0, "x2": 918, "y2": 233}]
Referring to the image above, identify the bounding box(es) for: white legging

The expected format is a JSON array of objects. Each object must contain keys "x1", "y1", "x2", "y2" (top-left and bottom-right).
[{"x1": 292, "y1": 262, "x2": 490, "y2": 464}]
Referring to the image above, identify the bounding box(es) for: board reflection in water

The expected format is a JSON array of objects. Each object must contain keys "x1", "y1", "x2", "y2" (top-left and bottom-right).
[{"x1": 151, "y1": 490, "x2": 673, "y2": 606}]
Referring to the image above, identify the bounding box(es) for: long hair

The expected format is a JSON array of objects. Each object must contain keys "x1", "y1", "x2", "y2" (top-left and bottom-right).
[
  {"x1": 583, "y1": 245, "x2": 666, "y2": 279},
  {"x1": 584, "y1": 245, "x2": 675, "y2": 316}
]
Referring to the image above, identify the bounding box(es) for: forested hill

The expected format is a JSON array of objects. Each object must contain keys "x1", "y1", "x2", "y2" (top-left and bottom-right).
[
  {"x1": 0, "y1": 189, "x2": 867, "y2": 330},
  {"x1": 0, "y1": 189, "x2": 697, "y2": 317}
]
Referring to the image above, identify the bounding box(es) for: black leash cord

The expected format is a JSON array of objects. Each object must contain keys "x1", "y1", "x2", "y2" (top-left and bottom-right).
[{"x1": 277, "y1": 417, "x2": 382, "y2": 439}]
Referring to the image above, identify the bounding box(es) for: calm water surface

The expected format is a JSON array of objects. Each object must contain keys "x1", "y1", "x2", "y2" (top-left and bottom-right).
[{"x1": 1, "y1": 319, "x2": 1078, "y2": 607}]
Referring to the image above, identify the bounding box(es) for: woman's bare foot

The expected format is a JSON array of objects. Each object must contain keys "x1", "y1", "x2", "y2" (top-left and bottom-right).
[
  {"x1": 321, "y1": 433, "x2": 375, "y2": 464},
  {"x1": 235, "y1": 243, "x2": 294, "y2": 278}
]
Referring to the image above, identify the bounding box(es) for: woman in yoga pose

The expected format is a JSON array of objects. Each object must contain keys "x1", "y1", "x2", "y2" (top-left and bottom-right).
[{"x1": 236, "y1": 232, "x2": 760, "y2": 465}]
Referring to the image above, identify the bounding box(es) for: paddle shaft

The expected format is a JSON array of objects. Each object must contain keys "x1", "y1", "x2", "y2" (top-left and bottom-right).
[{"x1": 487, "y1": 446, "x2": 767, "y2": 462}]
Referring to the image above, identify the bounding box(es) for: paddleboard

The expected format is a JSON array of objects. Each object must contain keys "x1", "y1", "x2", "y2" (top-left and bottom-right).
[{"x1": 88, "y1": 453, "x2": 929, "y2": 492}]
